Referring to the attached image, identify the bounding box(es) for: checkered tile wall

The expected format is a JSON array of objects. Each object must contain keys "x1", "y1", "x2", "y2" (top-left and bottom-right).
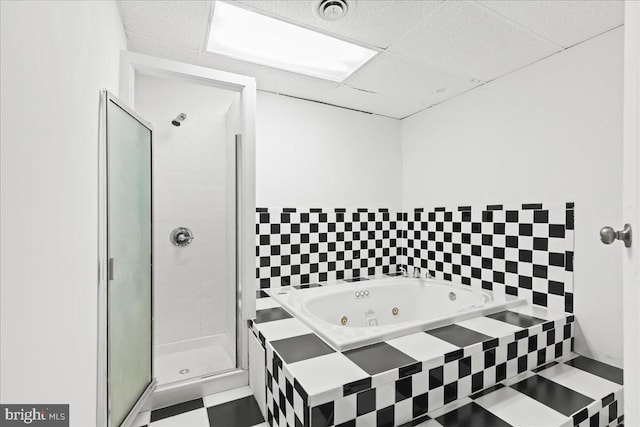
[
  {"x1": 401, "y1": 202, "x2": 574, "y2": 313},
  {"x1": 255, "y1": 202, "x2": 574, "y2": 313},
  {"x1": 255, "y1": 208, "x2": 402, "y2": 289}
]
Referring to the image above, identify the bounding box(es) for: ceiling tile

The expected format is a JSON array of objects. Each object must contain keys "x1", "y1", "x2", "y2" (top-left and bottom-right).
[
  {"x1": 231, "y1": 0, "x2": 444, "y2": 49},
  {"x1": 118, "y1": 0, "x2": 211, "y2": 49},
  {"x1": 118, "y1": 0, "x2": 622, "y2": 120},
  {"x1": 309, "y1": 85, "x2": 432, "y2": 119},
  {"x1": 387, "y1": 0, "x2": 562, "y2": 81},
  {"x1": 345, "y1": 52, "x2": 482, "y2": 106},
  {"x1": 477, "y1": 0, "x2": 624, "y2": 48},
  {"x1": 200, "y1": 53, "x2": 422, "y2": 118},
  {"x1": 127, "y1": 34, "x2": 200, "y2": 65}
]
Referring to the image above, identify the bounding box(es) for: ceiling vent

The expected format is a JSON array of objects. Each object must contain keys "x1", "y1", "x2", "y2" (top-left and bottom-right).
[{"x1": 315, "y1": 0, "x2": 351, "y2": 22}]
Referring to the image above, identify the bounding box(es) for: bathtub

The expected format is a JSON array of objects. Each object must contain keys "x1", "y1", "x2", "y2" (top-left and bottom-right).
[{"x1": 268, "y1": 278, "x2": 525, "y2": 351}]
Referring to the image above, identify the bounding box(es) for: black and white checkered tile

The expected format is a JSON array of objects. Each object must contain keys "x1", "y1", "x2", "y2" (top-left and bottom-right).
[
  {"x1": 256, "y1": 208, "x2": 402, "y2": 290},
  {"x1": 131, "y1": 386, "x2": 266, "y2": 427},
  {"x1": 415, "y1": 355, "x2": 623, "y2": 427},
  {"x1": 130, "y1": 357, "x2": 623, "y2": 427},
  {"x1": 401, "y1": 202, "x2": 574, "y2": 314},
  {"x1": 255, "y1": 202, "x2": 574, "y2": 314},
  {"x1": 251, "y1": 294, "x2": 590, "y2": 427}
]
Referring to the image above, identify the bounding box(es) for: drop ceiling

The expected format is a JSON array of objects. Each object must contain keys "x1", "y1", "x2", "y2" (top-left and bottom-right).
[{"x1": 117, "y1": 0, "x2": 624, "y2": 119}]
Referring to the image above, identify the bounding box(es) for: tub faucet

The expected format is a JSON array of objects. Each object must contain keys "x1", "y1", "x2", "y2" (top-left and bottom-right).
[
  {"x1": 413, "y1": 267, "x2": 435, "y2": 280},
  {"x1": 400, "y1": 266, "x2": 409, "y2": 278}
]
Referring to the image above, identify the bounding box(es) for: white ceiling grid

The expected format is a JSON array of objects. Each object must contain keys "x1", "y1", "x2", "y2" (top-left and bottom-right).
[{"x1": 117, "y1": 0, "x2": 624, "y2": 119}]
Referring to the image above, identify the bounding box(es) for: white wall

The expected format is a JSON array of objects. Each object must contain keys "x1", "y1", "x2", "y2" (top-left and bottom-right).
[
  {"x1": 0, "y1": 1, "x2": 126, "y2": 425},
  {"x1": 256, "y1": 92, "x2": 402, "y2": 210},
  {"x1": 135, "y1": 74, "x2": 238, "y2": 347},
  {"x1": 401, "y1": 28, "x2": 624, "y2": 367}
]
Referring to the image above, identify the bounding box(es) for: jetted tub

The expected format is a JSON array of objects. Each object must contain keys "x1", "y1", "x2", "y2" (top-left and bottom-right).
[{"x1": 268, "y1": 277, "x2": 525, "y2": 351}]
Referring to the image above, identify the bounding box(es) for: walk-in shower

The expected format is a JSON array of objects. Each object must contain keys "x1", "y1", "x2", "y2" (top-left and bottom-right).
[{"x1": 134, "y1": 74, "x2": 242, "y2": 386}]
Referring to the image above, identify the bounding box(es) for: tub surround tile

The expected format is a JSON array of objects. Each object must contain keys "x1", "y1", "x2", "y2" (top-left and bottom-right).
[
  {"x1": 343, "y1": 342, "x2": 418, "y2": 376},
  {"x1": 292, "y1": 283, "x2": 323, "y2": 289},
  {"x1": 253, "y1": 295, "x2": 580, "y2": 427},
  {"x1": 257, "y1": 202, "x2": 575, "y2": 315},
  {"x1": 400, "y1": 203, "x2": 574, "y2": 314},
  {"x1": 139, "y1": 350, "x2": 623, "y2": 427},
  {"x1": 565, "y1": 355, "x2": 624, "y2": 385},
  {"x1": 255, "y1": 307, "x2": 293, "y2": 324},
  {"x1": 387, "y1": 332, "x2": 460, "y2": 363},
  {"x1": 485, "y1": 310, "x2": 546, "y2": 328},
  {"x1": 271, "y1": 333, "x2": 335, "y2": 364},
  {"x1": 256, "y1": 208, "x2": 401, "y2": 290},
  {"x1": 343, "y1": 277, "x2": 370, "y2": 282},
  {"x1": 455, "y1": 316, "x2": 523, "y2": 338},
  {"x1": 311, "y1": 401, "x2": 334, "y2": 427},
  {"x1": 508, "y1": 303, "x2": 568, "y2": 322},
  {"x1": 255, "y1": 297, "x2": 282, "y2": 311},
  {"x1": 285, "y1": 353, "x2": 370, "y2": 402},
  {"x1": 426, "y1": 324, "x2": 494, "y2": 348},
  {"x1": 333, "y1": 394, "x2": 357, "y2": 425},
  {"x1": 253, "y1": 318, "x2": 313, "y2": 342}
]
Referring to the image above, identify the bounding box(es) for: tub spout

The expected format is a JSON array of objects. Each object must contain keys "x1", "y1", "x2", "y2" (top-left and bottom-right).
[{"x1": 413, "y1": 267, "x2": 434, "y2": 281}]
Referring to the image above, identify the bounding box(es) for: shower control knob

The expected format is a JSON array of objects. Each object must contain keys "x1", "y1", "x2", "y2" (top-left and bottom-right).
[
  {"x1": 171, "y1": 227, "x2": 194, "y2": 247},
  {"x1": 600, "y1": 224, "x2": 632, "y2": 248}
]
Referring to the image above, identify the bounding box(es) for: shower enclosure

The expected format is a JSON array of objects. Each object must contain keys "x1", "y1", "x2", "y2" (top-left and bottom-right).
[
  {"x1": 98, "y1": 90, "x2": 155, "y2": 427},
  {"x1": 97, "y1": 51, "x2": 256, "y2": 415},
  {"x1": 134, "y1": 73, "x2": 241, "y2": 385}
]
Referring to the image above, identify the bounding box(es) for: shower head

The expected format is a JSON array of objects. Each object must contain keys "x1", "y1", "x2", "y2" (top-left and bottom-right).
[{"x1": 171, "y1": 113, "x2": 187, "y2": 127}]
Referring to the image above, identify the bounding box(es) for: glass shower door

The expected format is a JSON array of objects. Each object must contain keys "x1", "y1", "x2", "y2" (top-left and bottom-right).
[{"x1": 105, "y1": 92, "x2": 155, "y2": 427}]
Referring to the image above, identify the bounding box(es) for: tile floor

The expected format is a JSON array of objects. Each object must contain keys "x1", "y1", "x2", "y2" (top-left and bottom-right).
[
  {"x1": 132, "y1": 386, "x2": 266, "y2": 427},
  {"x1": 133, "y1": 354, "x2": 624, "y2": 427}
]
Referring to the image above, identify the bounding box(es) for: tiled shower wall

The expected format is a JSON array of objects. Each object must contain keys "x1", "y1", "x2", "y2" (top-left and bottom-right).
[{"x1": 256, "y1": 202, "x2": 574, "y2": 313}]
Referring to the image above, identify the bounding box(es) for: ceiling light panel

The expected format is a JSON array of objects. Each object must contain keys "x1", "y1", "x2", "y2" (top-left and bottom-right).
[
  {"x1": 235, "y1": 0, "x2": 444, "y2": 50},
  {"x1": 206, "y1": 1, "x2": 378, "y2": 82}
]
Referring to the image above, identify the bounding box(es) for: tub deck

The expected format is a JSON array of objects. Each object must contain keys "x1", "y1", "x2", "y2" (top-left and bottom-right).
[{"x1": 251, "y1": 291, "x2": 623, "y2": 427}]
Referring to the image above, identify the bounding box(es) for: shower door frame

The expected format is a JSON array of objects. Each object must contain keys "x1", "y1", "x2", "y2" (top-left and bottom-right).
[
  {"x1": 97, "y1": 90, "x2": 156, "y2": 427},
  {"x1": 117, "y1": 50, "x2": 257, "y2": 406}
]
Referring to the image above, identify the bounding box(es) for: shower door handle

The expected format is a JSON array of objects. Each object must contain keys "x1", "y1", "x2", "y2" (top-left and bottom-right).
[
  {"x1": 600, "y1": 224, "x2": 632, "y2": 248},
  {"x1": 107, "y1": 258, "x2": 115, "y2": 281}
]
